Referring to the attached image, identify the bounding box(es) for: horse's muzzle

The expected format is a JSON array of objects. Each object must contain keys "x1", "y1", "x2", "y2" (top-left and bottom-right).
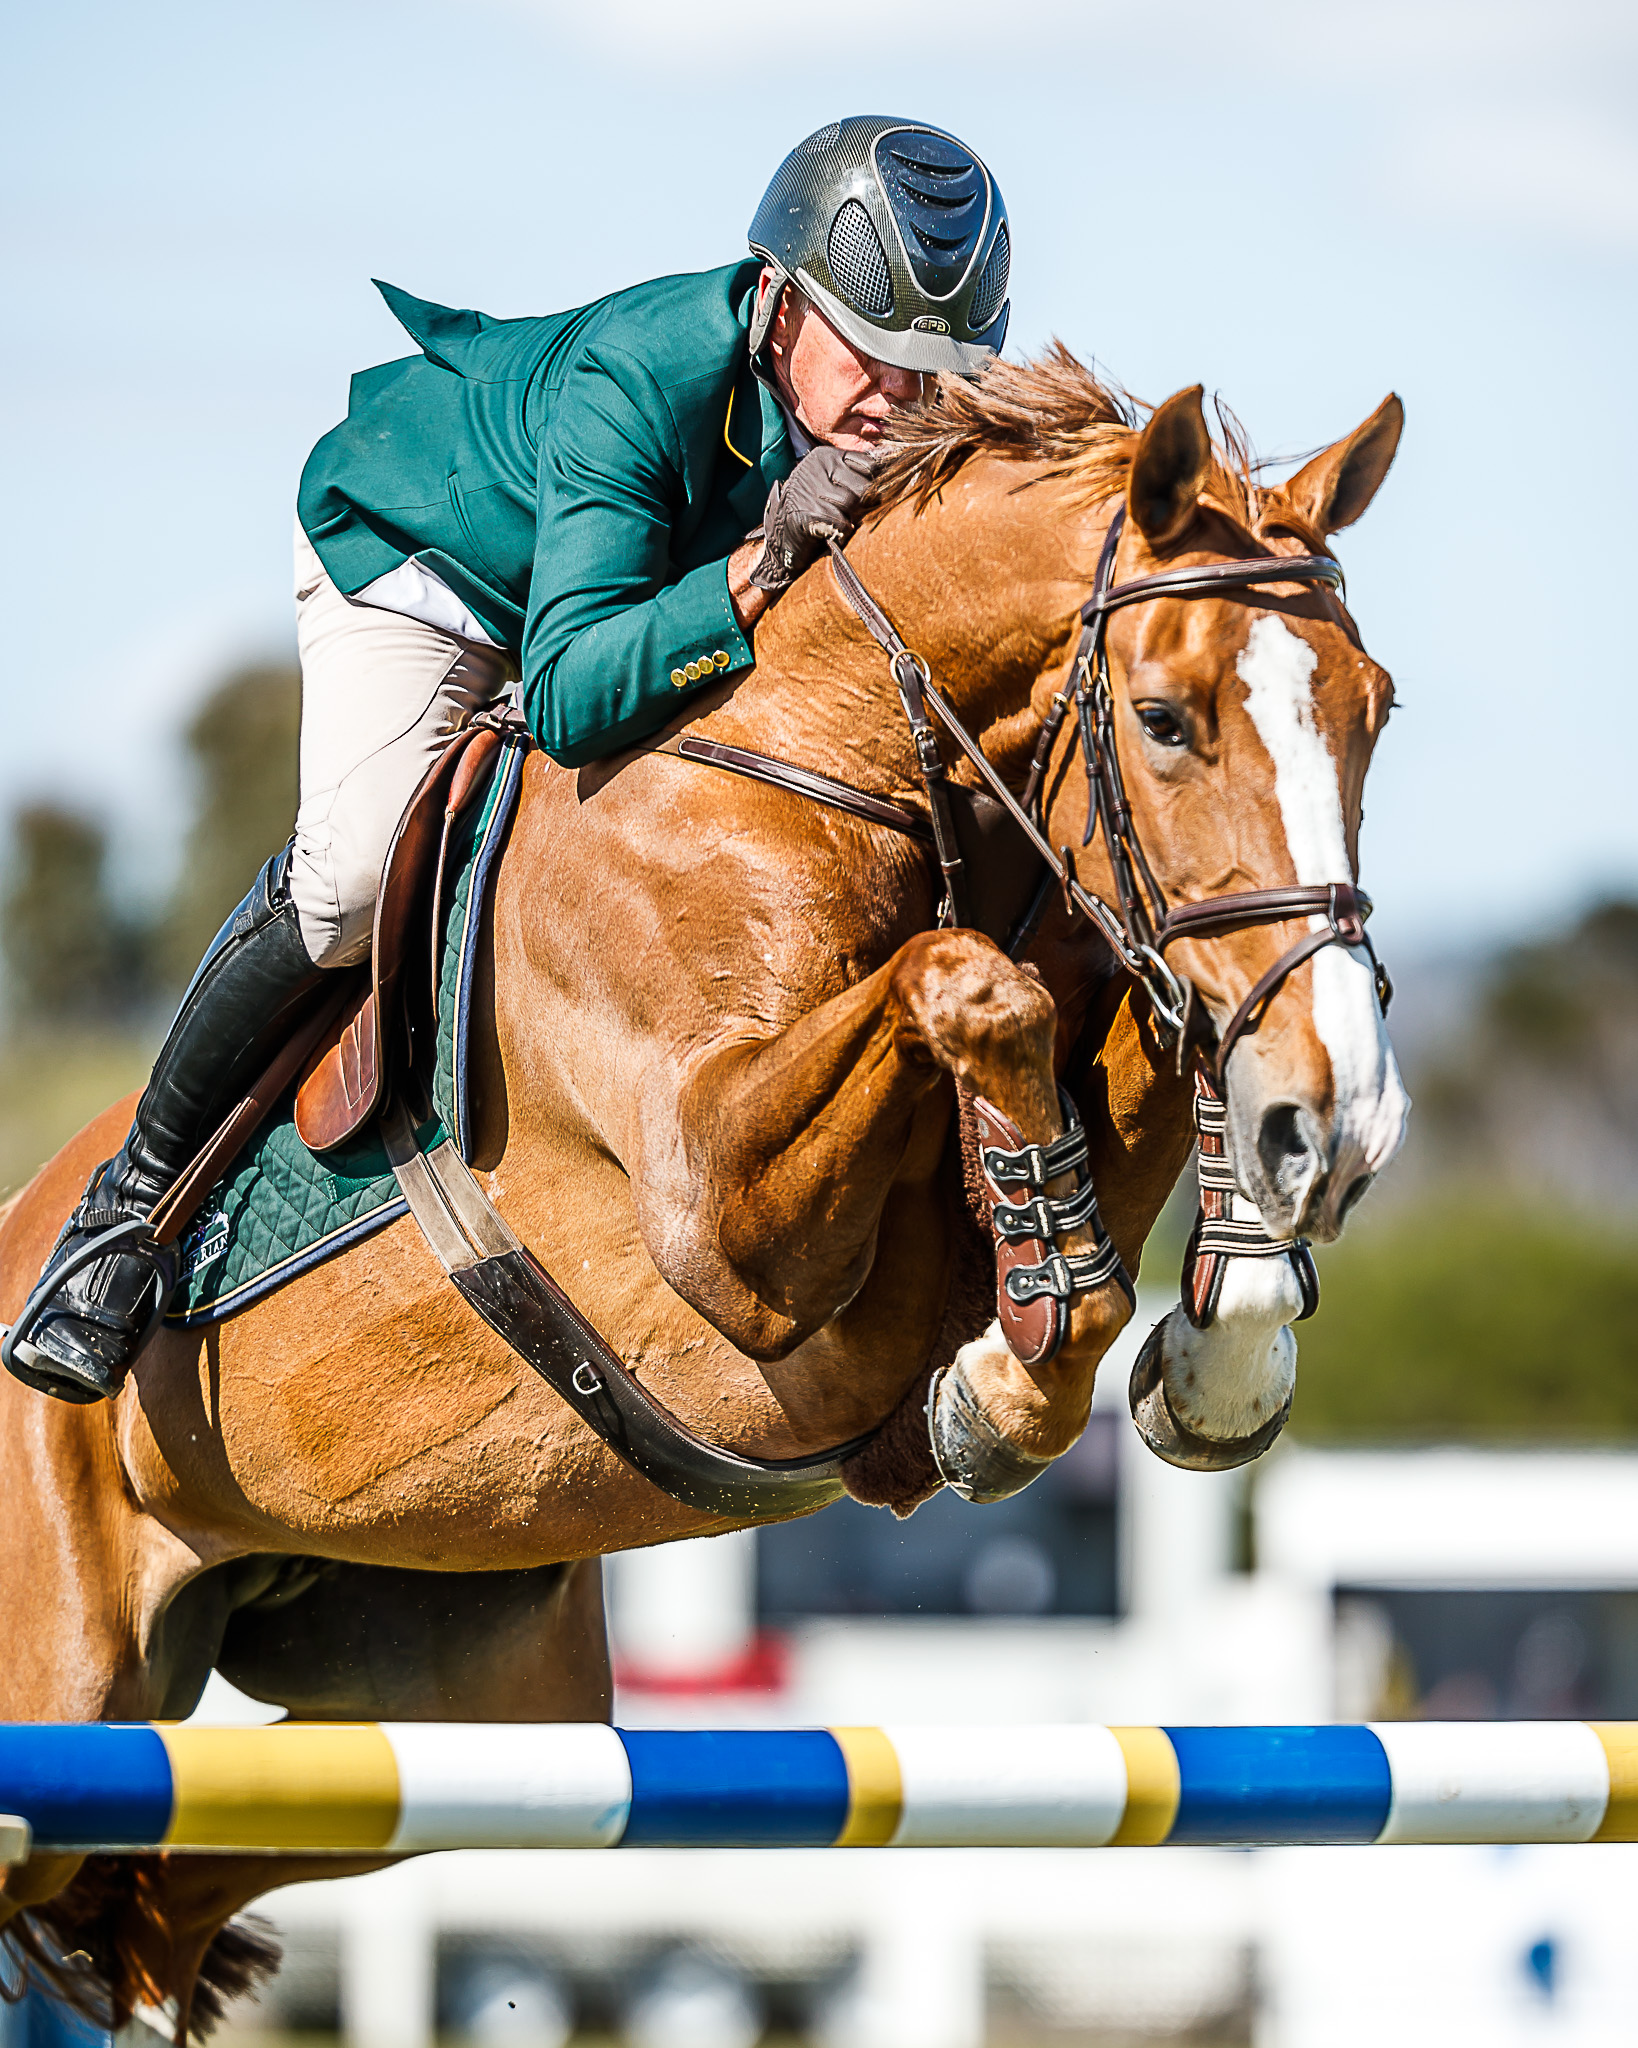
[{"x1": 1229, "y1": 1078, "x2": 1407, "y2": 1245}]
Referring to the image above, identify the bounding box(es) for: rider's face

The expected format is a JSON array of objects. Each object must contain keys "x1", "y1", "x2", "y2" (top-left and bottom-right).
[{"x1": 764, "y1": 276, "x2": 925, "y2": 452}]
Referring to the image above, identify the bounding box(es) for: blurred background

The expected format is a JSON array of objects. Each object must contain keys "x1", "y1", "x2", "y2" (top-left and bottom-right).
[{"x1": 4, "y1": 0, "x2": 1638, "y2": 2043}]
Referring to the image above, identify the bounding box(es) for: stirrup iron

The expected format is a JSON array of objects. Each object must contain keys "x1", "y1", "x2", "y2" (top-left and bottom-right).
[{"x1": 1, "y1": 1217, "x2": 175, "y2": 1399}]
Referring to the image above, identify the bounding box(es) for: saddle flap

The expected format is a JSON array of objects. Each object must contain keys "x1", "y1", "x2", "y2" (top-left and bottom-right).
[
  {"x1": 293, "y1": 979, "x2": 376, "y2": 1153},
  {"x1": 295, "y1": 719, "x2": 510, "y2": 1155}
]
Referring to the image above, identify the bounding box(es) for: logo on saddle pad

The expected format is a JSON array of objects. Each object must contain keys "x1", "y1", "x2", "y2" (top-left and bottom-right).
[{"x1": 180, "y1": 1206, "x2": 230, "y2": 1282}]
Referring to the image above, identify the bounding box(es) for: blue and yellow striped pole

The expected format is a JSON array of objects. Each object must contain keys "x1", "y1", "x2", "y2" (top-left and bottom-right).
[{"x1": 0, "y1": 1723, "x2": 1633, "y2": 1857}]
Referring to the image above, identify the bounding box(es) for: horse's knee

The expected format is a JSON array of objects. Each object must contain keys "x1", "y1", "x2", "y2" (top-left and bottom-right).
[{"x1": 888, "y1": 931, "x2": 1057, "y2": 1082}]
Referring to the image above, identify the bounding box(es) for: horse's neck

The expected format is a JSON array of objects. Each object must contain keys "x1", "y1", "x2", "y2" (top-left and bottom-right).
[{"x1": 713, "y1": 463, "x2": 1099, "y2": 794}]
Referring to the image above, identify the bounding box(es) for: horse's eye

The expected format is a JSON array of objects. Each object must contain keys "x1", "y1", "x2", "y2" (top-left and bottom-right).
[{"x1": 1137, "y1": 704, "x2": 1186, "y2": 747}]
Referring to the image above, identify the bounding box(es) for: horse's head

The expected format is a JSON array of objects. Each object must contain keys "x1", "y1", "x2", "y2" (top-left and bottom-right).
[
  {"x1": 1045, "y1": 384, "x2": 1409, "y2": 1243},
  {"x1": 827, "y1": 357, "x2": 1408, "y2": 1244}
]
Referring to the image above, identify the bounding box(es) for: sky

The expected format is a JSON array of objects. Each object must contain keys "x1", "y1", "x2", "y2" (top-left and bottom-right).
[{"x1": 4, "y1": 0, "x2": 1636, "y2": 957}]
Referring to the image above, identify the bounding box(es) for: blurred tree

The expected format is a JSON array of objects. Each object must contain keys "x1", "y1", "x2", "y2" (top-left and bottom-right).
[
  {"x1": 0, "y1": 805, "x2": 149, "y2": 1027},
  {"x1": 1226, "y1": 904, "x2": 1638, "y2": 1445},
  {"x1": 0, "y1": 660, "x2": 299, "y2": 1192},
  {"x1": 1293, "y1": 1202, "x2": 1638, "y2": 1443},
  {"x1": 158, "y1": 662, "x2": 300, "y2": 989},
  {"x1": 1414, "y1": 899, "x2": 1638, "y2": 1210}
]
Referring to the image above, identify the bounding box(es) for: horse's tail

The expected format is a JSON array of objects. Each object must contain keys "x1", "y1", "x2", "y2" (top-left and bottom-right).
[{"x1": 1, "y1": 1856, "x2": 280, "y2": 2044}]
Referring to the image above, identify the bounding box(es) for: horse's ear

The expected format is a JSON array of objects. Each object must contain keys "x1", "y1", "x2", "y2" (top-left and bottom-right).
[
  {"x1": 1277, "y1": 394, "x2": 1404, "y2": 536},
  {"x1": 1128, "y1": 386, "x2": 1211, "y2": 547}
]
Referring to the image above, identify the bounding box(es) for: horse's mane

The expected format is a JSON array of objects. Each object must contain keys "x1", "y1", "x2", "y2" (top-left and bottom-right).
[{"x1": 868, "y1": 342, "x2": 1257, "y2": 525}]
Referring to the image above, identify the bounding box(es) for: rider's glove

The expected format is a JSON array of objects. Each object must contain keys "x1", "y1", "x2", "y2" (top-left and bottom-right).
[{"x1": 748, "y1": 446, "x2": 878, "y2": 595}]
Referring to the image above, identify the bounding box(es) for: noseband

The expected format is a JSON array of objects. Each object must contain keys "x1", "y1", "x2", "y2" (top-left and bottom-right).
[{"x1": 829, "y1": 506, "x2": 1391, "y2": 1078}]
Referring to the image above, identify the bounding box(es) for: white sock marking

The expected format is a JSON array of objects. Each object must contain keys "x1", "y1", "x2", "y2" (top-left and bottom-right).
[{"x1": 1162, "y1": 1250, "x2": 1301, "y2": 1441}]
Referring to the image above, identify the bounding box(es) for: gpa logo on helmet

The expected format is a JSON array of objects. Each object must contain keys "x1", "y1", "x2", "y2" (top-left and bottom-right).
[{"x1": 911, "y1": 315, "x2": 951, "y2": 334}]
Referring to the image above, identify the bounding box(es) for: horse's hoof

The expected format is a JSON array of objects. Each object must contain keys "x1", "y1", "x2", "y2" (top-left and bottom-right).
[
  {"x1": 927, "y1": 1340, "x2": 1054, "y2": 1505},
  {"x1": 1127, "y1": 1317, "x2": 1291, "y2": 1472}
]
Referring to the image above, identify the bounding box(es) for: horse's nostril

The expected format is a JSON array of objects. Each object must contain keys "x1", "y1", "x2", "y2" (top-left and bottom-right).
[
  {"x1": 1257, "y1": 1101, "x2": 1316, "y2": 1208},
  {"x1": 1339, "y1": 1173, "x2": 1372, "y2": 1222}
]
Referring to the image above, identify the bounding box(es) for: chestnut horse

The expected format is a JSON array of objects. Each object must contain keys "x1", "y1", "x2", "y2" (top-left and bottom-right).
[{"x1": 0, "y1": 358, "x2": 1406, "y2": 2031}]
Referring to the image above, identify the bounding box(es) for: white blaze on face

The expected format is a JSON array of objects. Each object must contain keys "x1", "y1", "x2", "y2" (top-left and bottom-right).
[{"x1": 1235, "y1": 616, "x2": 1409, "y2": 1176}]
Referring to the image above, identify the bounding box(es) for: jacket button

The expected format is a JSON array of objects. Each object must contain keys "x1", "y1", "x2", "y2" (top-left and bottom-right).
[
  {"x1": 670, "y1": 667, "x2": 687, "y2": 687},
  {"x1": 684, "y1": 661, "x2": 701, "y2": 682},
  {"x1": 712, "y1": 650, "x2": 730, "y2": 669}
]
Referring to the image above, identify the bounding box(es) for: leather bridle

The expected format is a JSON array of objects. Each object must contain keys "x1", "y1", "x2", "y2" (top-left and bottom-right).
[
  {"x1": 827, "y1": 506, "x2": 1392, "y2": 1079},
  {"x1": 352, "y1": 501, "x2": 1395, "y2": 1518}
]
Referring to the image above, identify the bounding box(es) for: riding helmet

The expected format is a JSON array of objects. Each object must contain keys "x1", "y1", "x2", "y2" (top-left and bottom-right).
[{"x1": 748, "y1": 115, "x2": 1010, "y2": 377}]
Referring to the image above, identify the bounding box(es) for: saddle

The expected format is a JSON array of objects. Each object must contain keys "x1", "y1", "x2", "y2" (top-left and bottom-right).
[
  {"x1": 140, "y1": 711, "x2": 524, "y2": 1252},
  {"x1": 294, "y1": 708, "x2": 527, "y2": 1154}
]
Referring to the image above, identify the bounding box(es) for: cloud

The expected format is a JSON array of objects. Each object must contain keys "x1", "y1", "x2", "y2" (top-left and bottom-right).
[
  {"x1": 1392, "y1": 102, "x2": 1638, "y2": 251},
  {"x1": 473, "y1": 0, "x2": 1638, "y2": 80},
  {"x1": 470, "y1": 0, "x2": 1638, "y2": 252}
]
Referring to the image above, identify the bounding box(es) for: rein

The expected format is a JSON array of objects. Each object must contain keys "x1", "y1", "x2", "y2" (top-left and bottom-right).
[
  {"x1": 509, "y1": 501, "x2": 1394, "y2": 1514},
  {"x1": 826, "y1": 510, "x2": 1392, "y2": 1080}
]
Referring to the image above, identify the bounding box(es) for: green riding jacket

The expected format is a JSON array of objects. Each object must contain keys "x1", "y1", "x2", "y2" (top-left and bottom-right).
[{"x1": 297, "y1": 261, "x2": 794, "y2": 767}]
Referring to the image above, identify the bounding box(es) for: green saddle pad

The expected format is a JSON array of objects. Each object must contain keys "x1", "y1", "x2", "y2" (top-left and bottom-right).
[{"x1": 168, "y1": 738, "x2": 526, "y2": 1326}]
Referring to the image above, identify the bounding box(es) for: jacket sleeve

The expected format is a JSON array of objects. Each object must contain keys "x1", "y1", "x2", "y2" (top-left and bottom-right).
[{"x1": 520, "y1": 342, "x2": 754, "y2": 767}]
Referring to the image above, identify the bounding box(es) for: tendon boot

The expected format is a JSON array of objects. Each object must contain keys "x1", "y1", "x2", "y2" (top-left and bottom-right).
[{"x1": 4, "y1": 849, "x2": 326, "y2": 1404}]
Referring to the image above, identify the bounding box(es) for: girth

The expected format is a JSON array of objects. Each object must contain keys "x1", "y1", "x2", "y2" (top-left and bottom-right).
[{"x1": 379, "y1": 1099, "x2": 871, "y2": 1521}]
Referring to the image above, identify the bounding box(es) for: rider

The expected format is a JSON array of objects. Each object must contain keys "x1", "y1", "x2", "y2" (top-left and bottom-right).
[{"x1": 8, "y1": 116, "x2": 1012, "y2": 1407}]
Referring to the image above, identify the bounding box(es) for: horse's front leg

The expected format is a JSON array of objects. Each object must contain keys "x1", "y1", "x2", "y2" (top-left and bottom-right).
[
  {"x1": 1083, "y1": 997, "x2": 1310, "y2": 1472},
  {"x1": 925, "y1": 979, "x2": 1203, "y2": 1501},
  {"x1": 1129, "y1": 1266, "x2": 1305, "y2": 1470},
  {"x1": 1068, "y1": 982, "x2": 1199, "y2": 1276},
  {"x1": 638, "y1": 929, "x2": 1133, "y2": 1470}
]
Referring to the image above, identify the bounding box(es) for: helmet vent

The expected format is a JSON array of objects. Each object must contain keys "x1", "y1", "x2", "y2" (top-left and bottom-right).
[
  {"x1": 969, "y1": 223, "x2": 1011, "y2": 335},
  {"x1": 827, "y1": 200, "x2": 894, "y2": 320},
  {"x1": 876, "y1": 132, "x2": 987, "y2": 297}
]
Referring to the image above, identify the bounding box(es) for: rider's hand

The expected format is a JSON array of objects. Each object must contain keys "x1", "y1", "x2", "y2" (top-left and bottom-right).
[{"x1": 748, "y1": 447, "x2": 878, "y2": 595}]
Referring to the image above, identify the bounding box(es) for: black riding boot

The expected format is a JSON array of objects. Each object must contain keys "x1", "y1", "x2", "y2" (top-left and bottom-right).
[{"x1": 5, "y1": 849, "x2": 326, "y2": 1404}]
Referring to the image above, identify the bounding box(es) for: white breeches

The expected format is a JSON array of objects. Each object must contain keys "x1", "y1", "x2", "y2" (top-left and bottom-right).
[{"x1": 289, "y1": 523, "x2": 515, "y2": 968}]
